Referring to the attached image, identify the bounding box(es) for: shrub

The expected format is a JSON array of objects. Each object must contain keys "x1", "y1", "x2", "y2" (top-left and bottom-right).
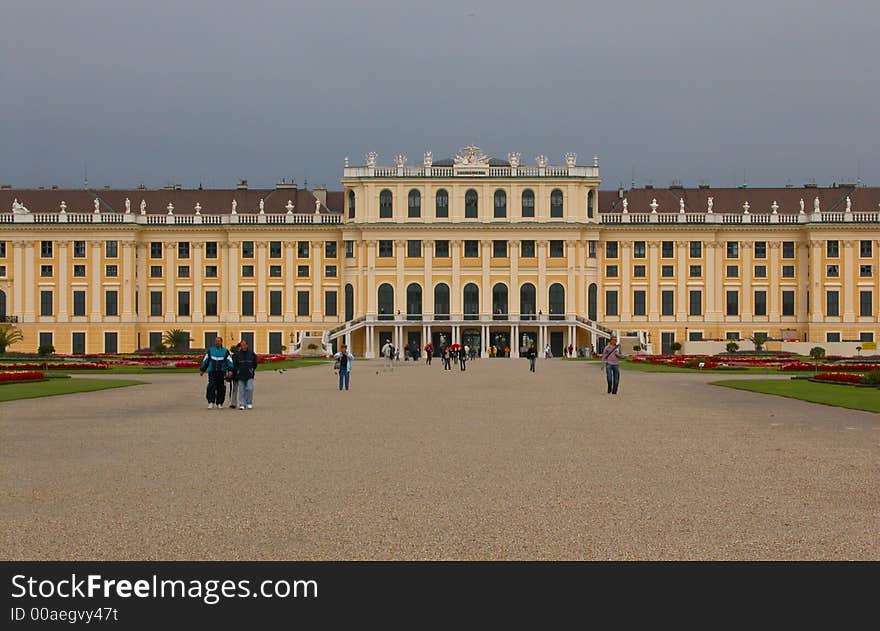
[
  {"x1": 861, "y1": 370, "x2": 880, "y2": 385},
  {"x1": 726, "y1": 341, "x2": 740, "y2": 353},
  {"x1": 0, "y1": 325, "x2": 24, "y2": 354},
  {"x1": 162, "y1": 329, "x2": 192, "y2": 352},
  {"x1": 37, "y1": 344, "x2": 55, "y2": 356},
  {"x1": 632, "y1": 344, "x2": 641, "y2": 352},
  {"x1": 152, "y1": 342, "x2": 167, "y2": 354},
  {"x1": 671, "y1": 341, "x2": 682, "y2": 353},
  {"x1": 809, "y1": 346, "x2": 825, "y2": 360},
  {"x1": 750, "y1": 332, "x2": 769, "y2": 352}
]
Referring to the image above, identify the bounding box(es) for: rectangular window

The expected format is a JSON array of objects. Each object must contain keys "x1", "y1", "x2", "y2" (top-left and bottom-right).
[
  {"x1": 0, "y1": 265, "x2": 5, "y2": 277},
  {"x1": 754, "y1": 265, "x2": 767, "y2": 278},
  {"x1": 242, "y1": 241, "x2": 254, "y2": 259},
  {"x1": 661, "y1": 241, "x2": 674, "y2": 258},
  {"x1": 754, "y1": 241, "x2": 767, "y2": 259},
  {"x1": 826, "y1": 332, "x2": 841, "y2": 343},
  {"x1": 241, "y1": 290, "x2": 254, "y2": 316},
  {"x1": 39, "y1": 331, "x2": 53, "y2": 350},
  {"x1": 520, "y1": 240, "x2": 535, "y2": 258},
  {"x1": 826, "y1": 290, "x2": 840, "y2": 317},
  {"x1": 689, "y1": 290, "x2": 702, "y2": 316},
  {"x1": 688, "y1": 331, "x2": 703, "y2": 341},
  {"x1": 297, "y1": 241, "x2": 309, "y2": 258},
  {"x1": 549, "y1": 241, "x2": 564, "y2": 257},
  {"x1": 782, "y1": 241, "x2": 795, "y2": 259},
  {"x1": 205, "y1": 265, "x2": 218, "y2": 278},
  {"x1": 270, "y1": 290, "x2": 282, "y2": 316},
  {"x1": 726, "y1": 331, "x2": 740, "y2": 340},
  {"x1": 435, "y1": 240, "x2": 449, "y2": 257},
  {"x1": 325, "y1": 241, "x2": 337, "y2": 259},
  {"x1": 605, "y1": 265, "x2": 618, "y2": 278},
  {"x1": 860, "y1": 240, "x2": 873, "y2": 258},
  {"x1": 492, "y1": 240, "x2": 507, "y2": 258},
  {"x1": 633, "y1": 290, "x2": 646, "y2": 316},
  {"x1": 40, "y1": 290, "x2": 53, "y2": 316},
  {"x1": 297, "y1": 291, "x2": 310, "y2": 316},
  {"x1": 782, "y1": 290, "x2": 795, "y2": 316},
  {"x1": 826, "y1": 265, "x2": 839, "y2": 278},
  {"x1": 178, "y1": 242, "x2": 190, "y2": 259},
  {"x1": 726, "y1": 290, "x2": 739, "y2": 316},
  {"x1": 205, "y1": 242, "x2": 218, "y2": 259},
  {"x1": 345, "y1": 240, "x2": 355, "y2": 258},
  {"x1": 150, "y1": 242, "x2": 162, "y2": 258},
  {"x1": 689, "y1": 265, "x2": 702, "y2": 278},
  {"x1": 105, "y1": 290, "x2": 118, "y2": 316},
  {"x1": 860, "y1": 331, "x2": 874, "y2": 342},
  {"x1": 0, "y1": 241, "x2": 6, "y2": 258},
  {"x1": 150, "y1": 265, "x2": 162, "y2": 278},
  {"x1": 407, "y1": 240, "x2": 422, "y2": 258},
  {"x1": 605, "y1": 290, "x2": 618, "y2": 317},
  {"x1": 177, "y1": 291, "x2": 190, "y2": 317},
  {"x1": 41, "y1": 241, "x2": 53, "y2": 258},
  {"x1": 726, "y1": 265, "x2": 739, "y2": 278},
  {"x1": 859, "y1": 290, "x2": 873, "y2": 317},
  {"x1": 633, "y1": 241, "x2": 646, "y2": 258},
  {"x1": 826, "y1": 240, "x2": 839, "y2": 258},
  {"x1": 297, "y1": 265, "x2": 309, "y2": 278},
  {"x1": 633, "y1": 265, "x2": 646, "y2": 278},
  {"x1": 464, "y1": 241, "x2": 479, "y2": 257},
  {"x1": 379, "y1": 240, "x2": 394, "y2": 258},
  {"x1": 661, "y1": 290, "x2": 674, "y2": 316},
  {"x1": 269, "y1": 265, "x2": 282, "y2": 278},
  {"x1": 73, "y1": 264, "x2": 86, "y2": 277},
  {"x1": 241, "y1": 265, "x2": 254, "y2": 278},
  {"x1": 860, "y1": 264, "x2": 872, "y2": 277},
  {"x1": 689, "y1": 241, "x2": 702, "y2": 258},
  {"x1": 754, "y1": 290, "x2": 767, "y2": 316},
  {"x1": 782, "y1": 265, "x2": 795, "y2": 278},
  {"x1": 270, "y1": 241, "x2": 282, "y2": 259},
  {"x1": 325, "y1": 290, "x2": 338, "y2": 317},
  {"x1": 205, "y1": 290, "x2": 218, "y2": 316},
  {"x1": 105, "y1": 240, "x2": 118, "y2": 258},
  {"x1": 104, "y1": 332, "x2": 118, "y2": 354},
  {"x1": 605, "y1": 241, "x2": 618, "y2": 259},
  {"x1": 40, "y1": 264, "x2": 53, "y2": 277},
  {"x1": 588, "y1": 241, "x2": 596, "y2": 258},
  {"x1": 105, "y1": 264, "x2": 118, "y2": 277},
  {"x1": 177, "y1": 265, "x2": 190, "y2": 278},
  {"x1": 150, "y1": 291, "x2": 162, "y2": 316},
  {"x1": 661, "y1": 265, "x2": 674, "y2": 277},
  {"x1": 73, "y1": 240, "x2": 86, "y2": 258},
  {"x1": 73, "y1": 290, "x2": 85, "y2": 316},
  {"x1": 726, "y1": 242, "x2": 739, "y2": 258},
  {"x1": 149, "y1": 332, "x2": 162, "y2": 349},
  {"x1": 325, "y1": 265, "x2": 337, "y2": 278}
]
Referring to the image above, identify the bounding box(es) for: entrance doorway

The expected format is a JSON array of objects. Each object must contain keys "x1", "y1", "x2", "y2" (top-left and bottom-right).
[
  {"x1": 661, "y1": 331, "x2": 675, "y2": 355},
  {"x1": 489, "y1": 329, "x2": 509, "y2": 356},
  {"x1": 520, "y1": 330, "x2": 537, "y2": 355},
  {"x1": 461, "y1": 329, "x2": 481, "y2": 355},
  {"x1": 550, "y1": 331, "x2": 564, "y2": 358},
  {"x1": 406, "y1": 331, "x2": 421, "y2": 359}
]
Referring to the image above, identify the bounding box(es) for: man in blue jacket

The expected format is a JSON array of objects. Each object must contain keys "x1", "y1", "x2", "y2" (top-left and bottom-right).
[{"x1": 200, "y1": 336, "x2": 234, "y2": 409}]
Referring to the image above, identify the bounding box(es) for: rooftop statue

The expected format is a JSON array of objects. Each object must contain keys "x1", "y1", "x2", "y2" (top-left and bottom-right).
[
  {"x1": 125, "y1": 198, "x2": 131, "y2": 214},
  {"x1": 140, "y1": 199, "x2": 146, "y2": 215},
  {"x1": 94, "y1": 198, "x2": 101, "y2": 213},
  {"x1": 231, "y1": 199, "x2": 237, "y2": 214},
  {"x1": 315, "y1": 198, "x2": 321, "y2": 214},
  {"x1": 564, "y1": 152, "x2": 577, "y2": 168},
  {"x1": 365, "y1": 152, "x2": 378, "y2": 168},
  {"x1": 622, "y1": 198, "x2": 628, "y2": 213},
  {"x1": 507, "y1": 152, "x2": 521, "y2": 168},
  {"x1": 423, "y1": 151, "x2": 433, "y2": 168},
  {"x1": 846, "y1": 196, "x2": 852, "y2": 212},
  {"x1": 707, "y1": 197, "x2": 713, "y2": 213},
  {"x1": 799, "y1": 198, "x2": 805, "y2": 213},
  {"x1": 455, "y1": 145, "x2": 489, "y2": 166},
  {"x1": 814, "y1": 197, "x2": 820, "y2": 212},
  {"x1": 679, "y1": 198, "x2": 685, "y2": 213},
  {"x1": 11, "y1": 198, "x2": 30, "y2": 214},
  {"x1": 259, "y1": 198, "x2": 265, "y2": 214}
]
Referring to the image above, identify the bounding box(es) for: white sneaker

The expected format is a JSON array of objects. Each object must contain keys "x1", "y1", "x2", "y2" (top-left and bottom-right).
[
  {"x1": 239, "y1": 405, "x2": 245, "y2": 410},
  {"x1": 208, "y1": 403, "x2": 214, "y2": 409},
  {"x1": 246, "y1": 404, "x2": 253, "y2": 409}
]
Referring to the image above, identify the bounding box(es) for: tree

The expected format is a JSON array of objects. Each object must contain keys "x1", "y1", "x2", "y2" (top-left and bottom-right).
[
  {"x1": 0, "y1": 324, "x2": 23, "y2": 354},
  {"x1": 162, "y1": 329, "x2": 191, "y2": 352},
  {"x1": 726, "y1": 341, "x2": 740, "y2": 353},
  {"x1": 750, "y1": 332, "x2": 769, "y2": 352},
  {"x1": 671, "y1": 341, "x2": 682, "y2": 354},
  {"x1": 809, "y1": 346, "x2": 825, "y2": 360}
]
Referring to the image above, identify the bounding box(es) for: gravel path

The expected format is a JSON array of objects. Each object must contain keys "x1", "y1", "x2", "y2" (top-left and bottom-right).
[{"x1": 2, "y1": 359, "x2": 878, "y2": 560}]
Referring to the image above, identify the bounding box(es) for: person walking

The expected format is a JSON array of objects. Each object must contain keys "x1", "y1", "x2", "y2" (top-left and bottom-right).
[
  {"x1": 233, "y1": 338, "x2": 259, "y2": 409},
  {"x1": 199, "y1": 336, "x2": 233, "y2": 409},
  {"x1": 442, "y1": 345, "x2": 451, "y2": 371},
  {"x1": 333, "y1": 344, "x2": 354, "y2": 391},
  {"x1": 459, "y1": 345, "x2": 467, "y2": 371},
  {"x1": 227, "y1": 342, "x2": 241, "y2": 408},
  {"x1": 381, "y1": 339, "x2": 394, "y2": 372},
  {"x1": 601, "y1": 336, "x2": 623, "y2": 395},
  {"x1": 424, "y1": 342, "x2": 433, "y2": 365},
  {"x1": 545, "y1": 344, "x2": 552, "y2": 359},
  {"x1": 526, "y1": 344, "x2": 537, "y2": 372}
]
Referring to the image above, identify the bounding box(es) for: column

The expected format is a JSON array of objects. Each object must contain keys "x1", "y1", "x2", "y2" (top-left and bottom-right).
[
  {"x1": 797, "y1": 242, "x2": 810, "y2": 327},
  {"x1": 566, "y1": 240, "x2": 576, "y2": 317},
  {"x1": 366, "y1": 241, "x2": 377, "y2": 315},
  {"x1": 90, "y1": 241, "x2": 103, "y2": 321},
  {"x1": 510, "y1": 241, "x2": 519, "y2": 317},
  {"x1": 122, "y1": 240, "x2": 135, "y2": 321},
  {"x1": 136, "y1": 242, "x2": 148, "y2": 318},
  {"x1": 163, "y1": 241, "x2": 175, "y2": 320},
  {"x1": 312, "y1": 240, "x2": 324, "y2": 321},
  {"x1": 675, "y1": 240, "x2": 687, "y2": 320},
  {"x1": 395, "y1": 239, "x2": 405, "y2": 316},
  {"x1": 577, "y1": 240, "x2": 586, "y2": 319},
  {"x1": 366, "y1": 325, "x2": 374, "y2": 358},
  {"x1": 225, "y1": 242, "x2": 239, "y2": 318},
  {"x1": 843, "y1": 240, "x2": 855, "y2": 322},
  {"x1": 23, "y1": 241, "x2": 35, "y2": 321},
  {"x1": 741, "y1": 242, "x2": 753, "y2": 319},
  {"x1": 481, "y1": 240, "x2": 491, "y2": 316},
  {"x1": 57, "y1": 240, "x2": 69, "y2": 320},
  {"x1": 621, "y1": 241, "x2": 632, "y2": 319},
  {"x1": 646, "y1": 241, "x2": 658, "y2": 319},
  {"x1": 257, "y1": 241, "x2": 268, "y2": 321},
  {"x1": 705, "y1": 241, "x2": 719, "y2": 320},
  {"x1": 192, "y1": 242, "x2": 203, "y2": 321},
  {"x1": 768, "y1": 241, "x2": 781, "y2": 320},
  {"x1": 537, "y1": 240, "x2": 548, "y2": 314},
  {"x1": 713, "y1": 241, "x2": 724, "y2": 322},
  {"x1": 12, "y1": 242, "x2": 25, "y2": 320},
  {"x1": 423, "y1": 239, "x2": 434, "y2": 318},
  {"x1": 512, "y1": 324, "x2": 519, "y2": 356},
  {"x1": 568, "y1": 325, "x2": 574, "y2": 348},
  {"x1": 451, "y1": 240, "x2": 461, "y2": 317}
]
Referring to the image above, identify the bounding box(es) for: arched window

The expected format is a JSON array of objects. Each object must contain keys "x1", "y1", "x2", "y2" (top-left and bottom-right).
[
  {"x1": 463, "y1": 283, "x2": 479, "y2": 320},
  {"x1": 549, "y1": 283, "x2": 565, "y2": 320},
  {"x1": 434, "y1": 283, "x2": 450, "y2": 320},
  {"x1": 520, "y1": 283, "x2": 536, "y2": 320},
  {"x1": 435, "y1": 189, "x2": 449, "y2": 218},
  {"x1": 407, "y1": 189, "x2": 421, "y2": 218},
  {"x1": 379, "y1": 189, "x2": 393, "y2": 219},
  {"x1": 492, "y1": 283, "x2": 508, "y2": 320},
  {"x1": 344, "y1": 283, "x2": 354, "y2": 321},
  {"x1": 406, "y1": 283, "x2": 422, "y2": 321},
  {"x1": 550, "y1": 189, "x2": 564, "y2": 218},
  {"x1": 588, "y1": 283, "x2": 597, "y2": 321},
  {"x1": 378, "y1": 283, "x2": 394, "y2": 320},
  {"x1": 587, "y1": 189, "x2": 595, "y2": 219},
  {"x1": 348, "y1": 190, "x2": 356, "y2": 219},
  {"x1": 465, "y1": 189, "x2": 478, "y2": 219},
  {"x1": 522, "y1": 189, "x2": 535, "y2": 218},
  {"x1": 494, "y1": 190, "x2": 507, "y2": 218}
]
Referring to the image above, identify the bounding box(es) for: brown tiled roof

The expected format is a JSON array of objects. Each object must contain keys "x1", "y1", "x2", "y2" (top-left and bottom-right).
[
  {"x1": 0, "y1": 187, "x2": 344, "y2": 215},
  {"x1": 600, "y1": 186, "x2": 880, "y2": 214}
]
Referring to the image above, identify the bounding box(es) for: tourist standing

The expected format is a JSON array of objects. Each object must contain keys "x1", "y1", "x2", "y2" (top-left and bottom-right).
[
  {"x1": 334, "y1": 344, "x2": 354, "y2": 391},
  {"x1": 601, "y1": 336, "x2": 623, "y2": 395},
  {"x1": 227, "y1": 342, "x2": 241, "y2": 408},
  {"x1": 459, "y1": 346, "x2": 467, "y2": 371},
  {"x1": 526, "y1": 344, "x2": 537, "y2": 372},
  {"x1": 234, "y1": 338, "x2": 259, "y2": 409},
  {"x1": 424, "y1": 342, "x2": 433, "y2": 365},
  {"x1": 442, "y1": 345, "x2": 452, "y2": 370},
  {"x1": 545, "y1": 344, "x2": 552, "y2": 359},
  {"x1": 199, "y1": 336, "x2": 233, "y2": 409},
  {"x1": 381, "y1": 339, "x2": 394, "y2": 371}
]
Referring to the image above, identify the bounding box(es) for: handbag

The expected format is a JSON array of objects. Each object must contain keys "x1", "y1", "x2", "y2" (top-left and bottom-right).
[{"x1": 333, "y1": 358, "x2": 340, "y2": 371}]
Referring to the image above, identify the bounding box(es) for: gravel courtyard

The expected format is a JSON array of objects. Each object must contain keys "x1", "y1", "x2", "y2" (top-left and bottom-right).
[{"x1": 1, "y1": 359, "x2": 878, "y2": 560}]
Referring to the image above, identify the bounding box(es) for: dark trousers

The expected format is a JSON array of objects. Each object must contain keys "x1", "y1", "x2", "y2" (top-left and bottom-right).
[
  {"x1": 338, "y1": 370, "x2": 350, "y2": 390},
  {"x1": 206, "y1": 371, "x2": 226, "y2": 404},
  {"x1": 529, "y1": 357, "x2": 536, "y2": 372},
  {"x1": 426, "y1": 354, "x2": 432, "y2": 365},
  {"x1": 605, "y1": 364, "x2": 620, "y2": 394},
  {"x1": 459, "y1": 358, "x2": 466, "y2": 371}
]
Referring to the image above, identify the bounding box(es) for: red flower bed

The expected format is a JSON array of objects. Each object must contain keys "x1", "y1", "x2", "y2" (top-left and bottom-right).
[
  {"x1": 174, "y1": 361, "x2": 201, "y2": 368},
  {"x1": 782, "y1": 362, "x2": 880, "y2": 372},
  {"x1": 0, "y1": 371, "x2": 45, "y2": 382},
  {"x1": 813, "y1": 372, "x2": 865, "y2": 384},
  {"x1": 0, "y1": 362, "x2": 107, "y2": 370}
]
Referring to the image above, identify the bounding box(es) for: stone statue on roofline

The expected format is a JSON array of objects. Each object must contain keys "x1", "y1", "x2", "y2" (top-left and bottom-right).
[
  {"x1": 231, "y1": 199, "x2": 237, "y2": 215},
  {"x1": 799, "y1": 198, "x2": 805, "y2": 213},
  {"x1": 140, "y1": 199, "x2": 146, "y2": 215},
  {"x1": 707, "y1": 197, "x2": 713, "y2": 213},
  {"x1": 679, "y1": 198, "x2": 685, "y2": 213},
  {"x1": 259, "y1": 198, "x2": 265, "y2": 214},
  {"x1": 365, "y1": 152, "x2": 377, "y2": 168},
  {"x1": 814, "y1": 197, "x2": 820, "y2": 213},
  {"x1": 94, "y1": 198, "x2": 101, "y2": 213},
  {"x1": 507, "y1": 152, "x2": 521, "y2": 168},
  {"x1": 423, "y1": 151, "x2": 432, "y2": 168},
  {"x1": 622, "y1": 198, "x2": 628, "y2": 213},
  {"x1": 846, "y1": 196, "x2": 852, "y2": 212},
  {"x1": 315, "y1": 198, "x2": 321, "y2": 214},
  {"x1": 11, "y1": 198, "x2": 30, "y2": 214},
  {"x1": 125, "y1": 198, "x2": 131, "y2": 214}
]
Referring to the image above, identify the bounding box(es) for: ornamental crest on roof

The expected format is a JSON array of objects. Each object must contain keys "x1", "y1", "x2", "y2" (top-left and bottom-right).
[{"x1": 453, "y1": 145, "x2": 490, "y2": 167}]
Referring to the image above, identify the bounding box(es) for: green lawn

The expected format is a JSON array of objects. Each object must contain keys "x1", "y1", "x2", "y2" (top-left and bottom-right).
[
  {"x1": 712, "y1": 378, "x2": 880, "y2": 413},
  {"x1": 61, "y1": 357, "x2": 330, "y2": 374},
  {"x1": 0, "y1": 378, "x2": 145, "y2": 402}
]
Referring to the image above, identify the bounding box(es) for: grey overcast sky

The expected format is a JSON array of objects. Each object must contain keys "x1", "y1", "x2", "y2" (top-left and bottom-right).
[{"x1": 2, "y1": 0, "x2": 878, "y2": 190}]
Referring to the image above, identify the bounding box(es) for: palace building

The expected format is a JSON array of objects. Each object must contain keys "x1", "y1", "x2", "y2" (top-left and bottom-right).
[{"x1": 1, "y1": 146, "x2": 879, "y2": 357}]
